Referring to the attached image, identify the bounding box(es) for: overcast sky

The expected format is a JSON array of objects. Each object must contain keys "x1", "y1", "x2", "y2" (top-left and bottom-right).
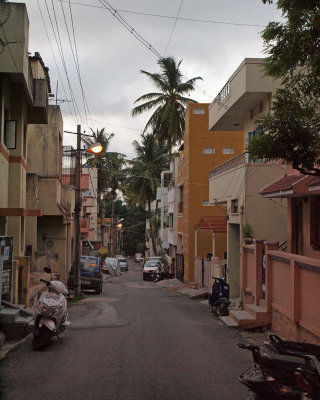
[{"x1": 17, "y1": 0, "x2": 282, "y2": 159}]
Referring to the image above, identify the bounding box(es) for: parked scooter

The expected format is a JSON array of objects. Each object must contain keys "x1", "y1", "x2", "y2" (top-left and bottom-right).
[
  {"x1": 238, "y1": 342, "x2": 308, "y2": 399},
  {"x1": 294, "y1": 355, "x2": 320, "y2": 399},
  {"x1": 208, "y1": 277, "x2": 230, "y2": 316},
  {"x1": 33, "y1": 267, "x2": 70, "y2": 350},
  {"x1": 152, "y1": 265, "x2": 162, "y2": 283}
]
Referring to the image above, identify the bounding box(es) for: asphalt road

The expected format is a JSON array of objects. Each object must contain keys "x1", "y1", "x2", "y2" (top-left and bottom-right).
[{"x1": 1, "y1": 260, "x2": 252, "y2": 400}]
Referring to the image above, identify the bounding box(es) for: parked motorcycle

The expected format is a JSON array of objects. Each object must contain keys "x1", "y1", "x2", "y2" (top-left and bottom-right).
[
  {"x1": 208, "y1": 277, "x2": 230, "y2": 316},
  {"x1": 238, "y1": 342, "x2": 309, "y2": 399},
  {"x1": 32, "y1": 267, "x2": 70, "y2": 350}
]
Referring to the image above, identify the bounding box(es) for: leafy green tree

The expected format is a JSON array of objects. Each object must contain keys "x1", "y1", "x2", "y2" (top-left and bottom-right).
[
  {"x1": 132, "y1": 57, "x2": 202, "y2": 154},
  {"x1": 125, "y1": 134, "x2": 168, "y2": 254},
  {"x1": 248, "y1": 0, "x2": 320, "y2": 176}
]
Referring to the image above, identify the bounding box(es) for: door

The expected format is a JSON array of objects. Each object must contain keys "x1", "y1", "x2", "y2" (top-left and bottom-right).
[{"x1": 293, "y1": 199, "x2": 304, "y2": 255}]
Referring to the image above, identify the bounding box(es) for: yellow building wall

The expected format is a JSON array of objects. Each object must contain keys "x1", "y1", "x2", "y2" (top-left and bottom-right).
[{"x1": 178, "y1": 103, "x2": 243, "y2": 282}]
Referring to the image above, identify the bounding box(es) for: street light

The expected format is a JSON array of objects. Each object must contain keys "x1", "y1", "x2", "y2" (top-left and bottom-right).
[{"x1": 65, "y1": 126, "x2": 103, "y2": 297}]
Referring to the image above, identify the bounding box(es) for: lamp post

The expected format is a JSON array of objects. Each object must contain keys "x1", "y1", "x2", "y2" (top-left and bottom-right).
[{"x1": 66, "y1": 125, "x2": 102, "y2": 297}]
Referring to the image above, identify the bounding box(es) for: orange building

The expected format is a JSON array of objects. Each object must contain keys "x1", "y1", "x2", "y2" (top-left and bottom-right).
[{"x1": 177, "y1": 103, "x2": 243, "y2": 283}]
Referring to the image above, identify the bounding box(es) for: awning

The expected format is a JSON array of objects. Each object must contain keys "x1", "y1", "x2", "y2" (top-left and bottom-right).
[
  {"x1": 194, "y1": 216, "x2": 227, "y2": 232},
  {"x1": 259, "y1": 174, "x2": 312, "y2": 198},
  {"x1": 308, "y1": 177, "x2": 320, "y2": 194}
]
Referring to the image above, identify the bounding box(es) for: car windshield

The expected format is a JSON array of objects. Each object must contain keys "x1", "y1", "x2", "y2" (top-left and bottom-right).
[
  {"x1": 119, "y1": 258, "x2": 126, "y2": 262},
  {"x1": 144, "y1": 261, "x2": 159, "y2": 268},
  {"x1": 80, "y1": 257, "x2": 99, "y2": 272}
]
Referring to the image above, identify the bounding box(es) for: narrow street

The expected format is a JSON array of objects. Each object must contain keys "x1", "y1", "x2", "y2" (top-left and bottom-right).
[{"x1": 1, "y1": 260, "x2": 252, "y2": 400}]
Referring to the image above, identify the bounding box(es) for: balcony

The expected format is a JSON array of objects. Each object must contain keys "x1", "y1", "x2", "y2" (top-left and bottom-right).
[
  {"x1": 29, "y1": 79, "x2": 48, "y2": 124},
  {"x1": 208, "y1": 58, "x2": 280, "y2": 131},
  {"x1": 210, "y1": 152, "x2": 249, "y2": 179}
]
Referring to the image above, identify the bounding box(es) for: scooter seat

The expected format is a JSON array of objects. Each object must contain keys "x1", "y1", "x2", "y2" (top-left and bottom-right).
[{"x1": 260, "y1": 350, "x2": 305, "y2": 370}]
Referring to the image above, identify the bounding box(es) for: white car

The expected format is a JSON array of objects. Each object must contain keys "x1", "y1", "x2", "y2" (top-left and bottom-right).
[
  {"x1": 117, "y1": 256, "x2": 128, "y2": 272},
  {"x1": 143, "y1": 260, "x2": 162, "y2": 280}
]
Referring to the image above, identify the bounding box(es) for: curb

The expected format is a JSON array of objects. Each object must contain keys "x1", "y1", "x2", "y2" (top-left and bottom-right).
[{"x1": 0, "y1": 333, "x2": 32, "y2": 361}]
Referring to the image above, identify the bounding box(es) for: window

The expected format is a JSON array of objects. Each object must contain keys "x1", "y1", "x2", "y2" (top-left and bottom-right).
[
  {"x1": 203, "y1": 148, "x2": 215, "y2": 154},
  {"x1": 163, "y1": 206, "x2": 169, "y2": 228},
  {"x1": 178, "y1": 186, "x2": 184, "y2": 213},
  {"x1": 4, "y1": 120, "x2": 17, "y2": 149},
  {"x1": 231, "y1": 199, "x2": 238, "y2": 213},
  {"x1": 192, "y1": 108, "x2": 205, "y2": 114},
  {"x1": 223, "y1": 148, "x2": 234, "y2": 154},
  {"x1": 169, "y1": 213, "x2": 173, "y2": 229},
  {"x1": 202, "y1": 200, "x2": 210, "y2": 206}
]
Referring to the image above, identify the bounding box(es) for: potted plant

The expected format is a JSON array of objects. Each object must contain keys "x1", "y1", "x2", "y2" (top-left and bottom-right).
[{"x1": 242, "y1": 223, "x2": 253, "y2": 244}]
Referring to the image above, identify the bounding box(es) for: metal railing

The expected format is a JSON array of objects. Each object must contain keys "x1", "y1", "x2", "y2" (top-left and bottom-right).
[
  {"x1": 218, "y1": 81, "x2": 230, "y2": 104},
  {"x1": 209, "y1": 152, "x2": 248, "y2": 179}
]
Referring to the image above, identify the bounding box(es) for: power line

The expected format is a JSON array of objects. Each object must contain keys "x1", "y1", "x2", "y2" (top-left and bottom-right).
[
  {"x1": 58, "y1": 1, "x2": 266, "y2": 28},
  {"x1": 36, "y1": 0, "x2": 77, "y2": 125},
  {"x1": 164, "y1": 0, "x2": 184, "y2": 57}
]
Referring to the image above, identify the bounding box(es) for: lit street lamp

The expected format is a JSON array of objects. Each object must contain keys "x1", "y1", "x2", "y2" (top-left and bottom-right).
[{"x1": 65, "y1": 126, "x2": 103, "y2": 297}]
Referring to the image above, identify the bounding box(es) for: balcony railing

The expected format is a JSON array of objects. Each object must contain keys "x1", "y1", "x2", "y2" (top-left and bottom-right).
[
  {"x1": 209, "y1": 152, "x2": 249, "y2": 179},
  {"x1": 218, "y1": 81, "x2": 230, "y2": 104}
]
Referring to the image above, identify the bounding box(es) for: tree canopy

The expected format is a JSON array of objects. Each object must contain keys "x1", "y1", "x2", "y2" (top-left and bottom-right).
[
  {"x1": 248, "y1": 0, "x2": 320, "y2": 176},
  {"x1": 132, "y1": 57, "x2": 202, "y2": 154}
]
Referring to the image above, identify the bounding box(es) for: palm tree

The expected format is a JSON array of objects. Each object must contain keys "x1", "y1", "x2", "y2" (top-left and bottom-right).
[
  {"x1": 104, "y1": 152, "x2": 126, "y2": 255},
  {"x1": 125, "y1": 134, "x2": 168, "y2": 255},
  {"x1": 82, "y1": 128, "x2": 114, "y2": 248},
  {"x1": 132, "y1": 57, "x2": 202, "y2": 154}
]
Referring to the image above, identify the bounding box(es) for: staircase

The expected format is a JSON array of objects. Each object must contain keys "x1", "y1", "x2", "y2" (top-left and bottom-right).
[
  {"x1": 0, "y1": 301, "x2": 34, "y2": 341},
  {"x1": 220, "y1": 300, "x2": 271, "y2": 329}
]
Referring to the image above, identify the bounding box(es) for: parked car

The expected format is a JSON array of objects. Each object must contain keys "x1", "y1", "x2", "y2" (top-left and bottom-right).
[
  {"x1": 134, "y1": 253, "x2": 144, "y2": 263},
  {"x1": 118, "y1": 256, "x2": 128, "y2": 272},
  {"x1": 103, "y1": 257, "x2": 120, "y2": 276},
  {"x1": 67, "y1": 256, "x2": 103, "y2": 294},
  {"x1": 143, "y1": 260, "x2": 162, "y2": 280}
]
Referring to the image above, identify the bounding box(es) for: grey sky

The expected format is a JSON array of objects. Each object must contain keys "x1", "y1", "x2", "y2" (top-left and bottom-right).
[{"x1": 19, "y1": 0, "x2": 282, "y2": 158}]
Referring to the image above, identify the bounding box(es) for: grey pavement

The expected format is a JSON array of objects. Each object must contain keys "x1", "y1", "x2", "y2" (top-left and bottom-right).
[{"x1": 0, "y1": 260, "x2": 252, "y2": 400}]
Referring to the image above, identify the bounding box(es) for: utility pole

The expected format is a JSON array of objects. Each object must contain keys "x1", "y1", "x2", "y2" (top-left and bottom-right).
[{"x1": 74, "y1": 124, "x2": 82, "y2": 297}]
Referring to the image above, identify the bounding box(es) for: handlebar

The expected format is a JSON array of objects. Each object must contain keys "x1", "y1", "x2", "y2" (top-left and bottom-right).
[{"x1": 269, "y1": 333, "x2": 285, "y2": 345}]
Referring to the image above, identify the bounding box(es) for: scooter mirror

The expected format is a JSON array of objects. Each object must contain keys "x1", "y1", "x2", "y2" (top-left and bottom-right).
[{"x1": 44, "y1": 267, "x2": 52, "y2": 274}]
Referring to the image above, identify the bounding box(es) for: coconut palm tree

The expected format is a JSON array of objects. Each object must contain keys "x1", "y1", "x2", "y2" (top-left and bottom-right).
[
  {"x1": 82, "y1": 128, "x2": 114, "y2": 248},
  {"x1": 125, "y1": 134, "x2": 168, "y2": 255},
  {"x1": 132, "y1": 57, "x2": 202, "y2": 154},
  {"x1": 104, "y1": 152, "x2": 127, "y2": 255}
]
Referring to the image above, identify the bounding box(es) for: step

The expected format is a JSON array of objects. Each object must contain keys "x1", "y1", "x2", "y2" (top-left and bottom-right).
[
  {"x1": 0, "y1": 308, "x2": 21, "y2": 324},
  {"x1": 15, "y1": 316, "x2": 34, "y2": 326},
  {"x1": 229, "y1": 310, "x2": 257, "y2": 328},
  {"x1": 219, "y1": 316, "x2": 239, "y2": 327},
  {"x1": 244, "y1": 304, "x2": 271, "y2": 325}
]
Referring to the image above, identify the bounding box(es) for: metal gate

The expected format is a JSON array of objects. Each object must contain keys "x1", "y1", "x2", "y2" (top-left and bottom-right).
[{"x1": 175, "y1": 253, "x2": 184, "y2": 282}]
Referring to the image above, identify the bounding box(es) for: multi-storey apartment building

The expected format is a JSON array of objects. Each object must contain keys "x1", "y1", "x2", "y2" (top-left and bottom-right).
[
  {"x1": 0, "y1": 3, "x2": 49, "y2": 257},
  {"x1": 177, "y1": 102, "x2": 243, "y2": 283},
  {"x1": 208, "y1": 58, "x2": 287, "y2": 297}
]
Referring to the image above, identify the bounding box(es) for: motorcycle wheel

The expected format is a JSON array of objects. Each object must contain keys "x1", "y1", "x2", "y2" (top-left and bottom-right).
[
  {"x1": 215, "y1": 303, "x2": 229, "y2": 316},
  {"x1": 32, "y1": 325, "x2": 52, "y2": 351}
]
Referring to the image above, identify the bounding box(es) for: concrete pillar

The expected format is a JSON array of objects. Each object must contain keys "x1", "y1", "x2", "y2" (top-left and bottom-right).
[{"x1": 212, "y1": 232, "x2": 216, "y2": 257}]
